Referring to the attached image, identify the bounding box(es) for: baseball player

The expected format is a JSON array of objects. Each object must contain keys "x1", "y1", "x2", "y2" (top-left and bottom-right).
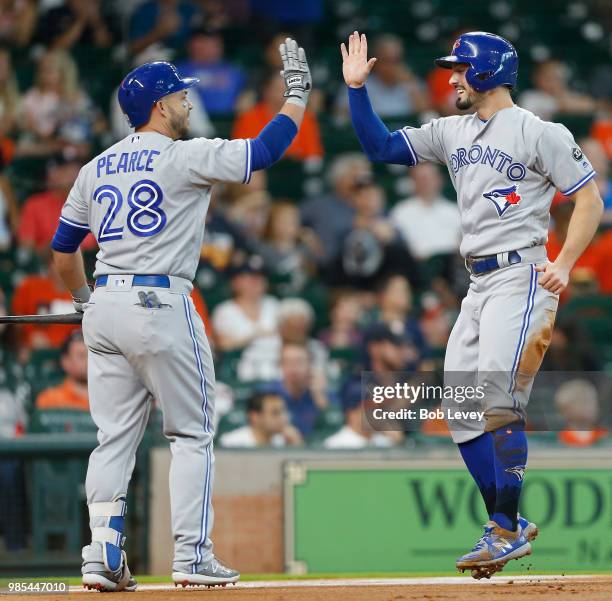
[
  {"x1": 341, "y1": 31, "x2": 603, "y2": 578},
  {"x1": 50, "y1": 39, "x2": 311, "y2": 591}
]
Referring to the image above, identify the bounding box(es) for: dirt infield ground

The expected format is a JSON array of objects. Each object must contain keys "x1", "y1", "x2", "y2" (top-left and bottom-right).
[{"x1": 8, "y1": 576, "x2": 612, "y2": 601}]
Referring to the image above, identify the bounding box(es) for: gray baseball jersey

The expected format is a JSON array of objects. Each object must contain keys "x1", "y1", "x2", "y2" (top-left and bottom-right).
[
  {"x1": 66, "y1": 131, "x2": 252, "y2": 575},
  {"x1": 401, "y1": 106, "x2": 595, "y2": 257},
  {"x1": 394, "y1": 106, "x2": 596, "y2": 442},
  {"x1": 60, "y1": 132, "x2": 252, "y2": 279}
]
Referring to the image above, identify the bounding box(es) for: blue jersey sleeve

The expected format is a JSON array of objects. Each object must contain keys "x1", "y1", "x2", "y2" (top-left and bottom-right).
[
  {"x1": 348, "y1": 86, "x2": 417, "y2": 165},
  {"x1": 250, "y1": 114, "x2": 298, "y2": 171},
  {"x1": 51, "y1": 218, "x2": 90, "y2": 253}
]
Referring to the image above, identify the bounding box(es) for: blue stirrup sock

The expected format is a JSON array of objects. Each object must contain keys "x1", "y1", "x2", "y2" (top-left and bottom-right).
[
  {"x1": 491, "y1": 424, "x2": 528, "y2": 532},
  {"x1": 458, "y1": 426, "x2": 527, "y2": 532},
  {"x1": 89, "y1": 496, "x2": 127, "y2": 572},
  {"x1": 458, "y1": 432, "x2": 497, "y2": 518}
]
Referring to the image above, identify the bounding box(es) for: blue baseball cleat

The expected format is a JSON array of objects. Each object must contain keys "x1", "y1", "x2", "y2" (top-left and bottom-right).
[
  {"x1": 456, "y1": 520, "x2": 532, "y2": 580},
  {"x1": 518, "y1": 514, "x2": 539, "y2": 542}
]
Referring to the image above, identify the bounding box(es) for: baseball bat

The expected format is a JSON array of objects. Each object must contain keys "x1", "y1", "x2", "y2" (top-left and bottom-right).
[{"x1": 0, "y1": 313, "x2": 83, "y2": 325}]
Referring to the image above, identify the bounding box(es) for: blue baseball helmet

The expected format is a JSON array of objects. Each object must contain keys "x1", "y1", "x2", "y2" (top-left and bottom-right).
[
  {"x1": 118, "y1": 62, "x2": 199, "y2": 129},
  {"x1": 435, "y1": 32, "x2": 518, "y2": 92}
]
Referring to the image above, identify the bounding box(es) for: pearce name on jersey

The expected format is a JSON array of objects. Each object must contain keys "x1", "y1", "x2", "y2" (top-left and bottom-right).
[{"x1": 96, "y1": 149, "x2": 160, "y2": 178}]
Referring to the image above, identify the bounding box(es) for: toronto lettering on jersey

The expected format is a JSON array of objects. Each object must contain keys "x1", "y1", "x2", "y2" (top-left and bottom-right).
[
  {"x1": 450, "y1": 144, "x2": 526, "y2": 181},
  {"x1": 96, "y1": 149, "x2": 160, "y2": 178}
]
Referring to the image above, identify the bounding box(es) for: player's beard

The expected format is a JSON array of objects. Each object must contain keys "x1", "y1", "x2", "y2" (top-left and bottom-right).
[
  {"x1": 455, "y1": 88, "x2": 480, "y2": 111},
  {"x1": 455, "y1": 96, "x2": 473, "y2": 110},
  {"x1": 168, "y1": 107, "x2": 189, "y2": 139},
  {"x1": 455, "y1": 91, "x2": 475, "y2": 110}
]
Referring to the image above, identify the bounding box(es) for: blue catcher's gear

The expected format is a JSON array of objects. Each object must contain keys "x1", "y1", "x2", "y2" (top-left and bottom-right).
[
  {"x1": 118, "y1": 62, "x2": 199, "y2": 129},
  {"x1": 435, "y1": 31, "x2": 518, "y2": 92}
]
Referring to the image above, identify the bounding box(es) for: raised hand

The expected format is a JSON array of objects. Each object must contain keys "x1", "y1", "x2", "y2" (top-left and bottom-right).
[
  {"x1": 340, "y1": 31, "x2": 377, "y2": 88},
  {"x1": 279, "y1": 37, "x2": 312, "y2": 107}
]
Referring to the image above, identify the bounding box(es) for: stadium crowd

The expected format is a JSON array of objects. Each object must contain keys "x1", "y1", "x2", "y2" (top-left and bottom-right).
[{"x1": 0, "y1": 1, "x2": 610, "y2": 468}]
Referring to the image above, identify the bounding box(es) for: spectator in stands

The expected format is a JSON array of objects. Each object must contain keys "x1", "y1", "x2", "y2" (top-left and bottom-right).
[
  {"x1": 301, "y1": 153, "x2": 371, "y2": 270},
  {"x1": 590, "y1": 115, "x2": 612, "y2": 160},
  {"x1": 19, "y1": 49, "x2": 103, "y2": 158},
  {"x1": 129, "y1": 0, "x2": 203, "y2": 55},
  {"x1": 37, "y1": 0, "x2": 114, "y2": 49},
  {"x1": 177, "y1": 28, "x2": 245, "y2": 116},
  {"x1": 540, "y1": 316, "x2": 600, "y2": 372},
  {"x1": 332, "y1": 322, "x2": 411, "y2": 444},
  {"x1": 390, "y1": 163, "x2": 460, "y2": 260},
  {"x1": 418, "y1": 279, "x2": 459, "y2": 352},
  {"x1": 219, "y1": 392, "x2": 302, "y2": 448},
  {"x1": 427, "y1": 66, "x2": 459, "y2": 116},
  {"x1": 0, "y1": 290, "x2": 25, "y2": 426},
  {"x1": 0, "y1": 385, "x2": 24, "y2": 438},
  {"x1": 212, "y1": 254, "x2": 279, "y2": 351},
  {"x1": 554, "y1": 379, "x2": 608, "y2": 447},
  {"x1": 259, "y1": 201, "x2": 320, "y2": 295},
  {"x1": 0, "y1": 0, "x2": 37, "y2": 47},
  {"x1": 249, "y1": 0, "x2": 323, "y2": 31},
  {"x1": 0, "y1": 47, "x2": 20, "y2": 136},
  {"x1": 276, "y1": 297, "x2": 327, "y2": 367},
  {"x1": 519, "y1": 60, "x2": 596, "y2": 121},
  {"x1": 11, "y1": 250, "x2": 79, "y2": 350},
  {"x1": 336, "y1": 182, "x2": 419, "y2": 289},
  {"x1": 0, "y1": 162, "x2": 18, "y2": 250},
  {"x1": 36, "y1": 330, "x2": 88, "y2": 411},
  {"x1": 318, "y1": 290, "x2": 364, "y2": 350},
  {"x1": 225, "y1": 190, "x2": 272, "y2": 246},
  {"x1": 265, "y1": 342, "x2": 329, "y2": 438},
  {"x1": 232, "y1": 70, "x2": 323, "y2": 162},
  {"x1": 238, "y1": 297, "x2": 328, "y2": 382},
  {"x1": 0, "y1": 382, "x2": 26, "y2": 550},
  {"x1": 588, "y1": 65, "x2": 612, "y2": 158},
  {"x1": 200, "y1": 188, "x2": 264, "y2": 271},
  {"x1": 18, "y1": 155, "x2": 96, "y2": 252},
  {"x1": 374, "y1": 274, "x2": 428, "y2": 370},
  {"x1": 335, "y1": 34, "x2": 429, "y2": 119},
  {"x1": 324, "y1": 379, "x2": 394, "y2": 449},
  {"x1": 362, "y1": 319, "x2": 414, "y2": 372},
  {"x1": 0, "y1": 291, "x2": 27, "y2": 551},
  {"x1": 547, "y1": 195, "x2": 612, "y2": 294},
  {"x1": 198, "y1": 0, "x2": 242, "y2": 30},
  {"x1": 579, "y1": 138, "x2": 612, "y2": 217},
  {"x1": 0, "y1": 289, "x2": 19, "y2": 359}
]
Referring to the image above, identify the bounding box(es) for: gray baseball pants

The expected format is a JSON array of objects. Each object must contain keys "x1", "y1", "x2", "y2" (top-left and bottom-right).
[
  {"x1": 444, "y1": 247, "x2": 559, "y2": 443},
  {"x1": 82, "y1": 275, "x2": 216, "y2": 573}
]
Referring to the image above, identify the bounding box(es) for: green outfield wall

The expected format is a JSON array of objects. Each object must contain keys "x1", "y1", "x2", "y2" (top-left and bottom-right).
[{"x1": 284, "y1": 463, "x2": 612, "y2": 573}]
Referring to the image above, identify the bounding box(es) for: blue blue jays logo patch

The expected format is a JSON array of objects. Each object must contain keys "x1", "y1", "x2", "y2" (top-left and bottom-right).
[{"x1": 483, "y1": 185, "x2": 522, "y2": 217}]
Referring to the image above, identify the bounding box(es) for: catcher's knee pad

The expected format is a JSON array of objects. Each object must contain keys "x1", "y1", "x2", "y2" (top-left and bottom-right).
[{"x1": 89, "y1": 496, "x2": 127, "y2": 572}]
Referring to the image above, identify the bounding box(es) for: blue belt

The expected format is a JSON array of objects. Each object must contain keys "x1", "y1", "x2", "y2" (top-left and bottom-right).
[
  {"x1": 95, "y1": 275, "x2": 171, "y2": 288},
  {"x1": 467, "y1": 250, "x2": 522, "y2": 276}
]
